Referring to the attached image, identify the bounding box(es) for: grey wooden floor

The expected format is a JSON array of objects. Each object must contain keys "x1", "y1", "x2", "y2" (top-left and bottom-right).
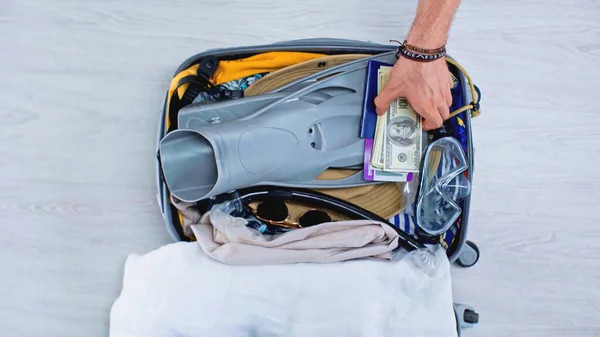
[{"x1": 1, "y1": 0, "x2": 599, "y2": 336}]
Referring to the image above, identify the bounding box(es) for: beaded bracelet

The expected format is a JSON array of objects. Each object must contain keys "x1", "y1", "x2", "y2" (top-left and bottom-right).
[
  {"x1": 396, "y1": 45, "x2": 446, "y2": 62},
  {"x1": 402, "y1": 40, "x2": 446, "y2": 54}
]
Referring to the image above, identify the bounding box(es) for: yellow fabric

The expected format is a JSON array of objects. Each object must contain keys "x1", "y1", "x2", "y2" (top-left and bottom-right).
[
  {"x1": 177, "y1": 207, "x2": 185, "y2": 229},
  {"x1": 165, "y1": 64, "x2": 200, "y2": 131},
  {"x1": 170, "y1": 52, "x2": 326, "y2": 100},
  {"x1": 210, "y1": 51, "x2": 327, "y2": 87},
  {"x1": 168, "y1": 63, "x2": 200, "y2": 101},
  {"x1": 165, "y1": 51, "x2": 327, "y2": 131}
]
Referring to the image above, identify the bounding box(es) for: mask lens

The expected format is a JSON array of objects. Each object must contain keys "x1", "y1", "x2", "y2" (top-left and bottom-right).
[
  {"x1": 440, "y1": 173, "x2": 471, "y2": 200},
  {"x1": 416, "y1": 191, "x2": 461, "y2": 235}
]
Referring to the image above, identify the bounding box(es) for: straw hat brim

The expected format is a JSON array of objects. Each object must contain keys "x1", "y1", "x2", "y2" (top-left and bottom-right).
[{"x1": 244, "y1": 54, "x2": 371, "y2": 96}]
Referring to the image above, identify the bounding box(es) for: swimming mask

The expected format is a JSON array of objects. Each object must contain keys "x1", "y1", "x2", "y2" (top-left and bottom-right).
[{"x1": 416, "y1": 137, "x2": 470, "y2": 236}]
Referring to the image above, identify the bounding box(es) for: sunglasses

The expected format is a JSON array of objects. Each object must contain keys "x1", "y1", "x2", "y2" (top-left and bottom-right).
[
  {"x1": 248, "y1": 199, "x2": 333, "y2": 229},
  {"x1": 209, "y1": 186, "x2": 426, "y2": 252}
]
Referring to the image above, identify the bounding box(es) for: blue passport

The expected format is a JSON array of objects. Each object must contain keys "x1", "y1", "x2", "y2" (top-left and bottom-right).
[{"x1": 359, "y1": 60, "x2": 394, "y2": 139}]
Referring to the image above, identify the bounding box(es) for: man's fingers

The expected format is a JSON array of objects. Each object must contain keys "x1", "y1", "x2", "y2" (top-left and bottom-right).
[
  {"x1": 444, "y1": 88, "x2": 453, "y2": 108},
  {"x1": 374, "y1": 98, "x2": 390, "y2": 116},
  {"x1": 422, "y1": 119, "x2": 434, "y2": 131},
  {"x1": 374, "y1": 85, "x2": 397, "y2": 115},
  {"x1": 422, "y1": 114, "x2": 443, "y2": 131},
  {"x1": 417, "y1": 101, "x2": 443, "y2": 131},
  {"x1": 438, "y1": 103, "x2": 450, "y2": 121}
]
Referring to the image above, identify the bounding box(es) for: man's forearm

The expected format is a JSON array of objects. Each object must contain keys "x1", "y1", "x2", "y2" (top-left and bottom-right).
[{"x1": 406, "y1": 0, "x2": 461, "y2": 48}]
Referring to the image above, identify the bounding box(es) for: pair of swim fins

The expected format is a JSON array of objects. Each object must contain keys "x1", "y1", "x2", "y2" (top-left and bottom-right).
[{"x1": 159, "y1": 52, "x2": 398, "y2": 203}]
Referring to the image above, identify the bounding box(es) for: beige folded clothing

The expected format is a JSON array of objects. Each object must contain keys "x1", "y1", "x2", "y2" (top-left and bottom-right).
[{"x1": 189, "y1": 209, "x2": 401, "y2": 266}]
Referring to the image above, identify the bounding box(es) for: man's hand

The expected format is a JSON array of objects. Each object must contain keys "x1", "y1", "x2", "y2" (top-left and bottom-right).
[
  {"x1": 374, "y1": 57, "x2": 454, "y2": 130},
  {"x1": 375, "y1": 0, "x2": 461, "y2": 130}
]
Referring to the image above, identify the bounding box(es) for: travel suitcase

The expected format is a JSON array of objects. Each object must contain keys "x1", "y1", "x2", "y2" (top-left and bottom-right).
[{"x1": 154, "y1": 38, "x2": 482, "y2": 334}]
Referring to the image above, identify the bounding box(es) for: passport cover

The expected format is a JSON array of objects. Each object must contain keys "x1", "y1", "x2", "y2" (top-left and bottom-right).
[{"x1": 359, "y1": 59, "x2": 394, "y2": 139}]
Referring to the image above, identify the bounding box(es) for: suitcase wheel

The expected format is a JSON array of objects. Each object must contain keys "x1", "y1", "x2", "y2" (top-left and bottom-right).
[
  {"x1": 454, "y1": 303, "x2": 479, "y2": 330},
  {"x1": 463, "y1": 308, "x2": 479, "y2": 324},
  {"x1": 456, "y1": 240, "x2": 480, "y2": 268}
]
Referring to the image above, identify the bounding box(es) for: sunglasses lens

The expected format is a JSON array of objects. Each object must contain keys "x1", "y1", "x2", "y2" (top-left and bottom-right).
[
  {"x1": 256, "y1": 199, "x2": 288, "y2": 222},
  {"x1": 299, "y1": 210, "x2": 332, "y2": 227}
]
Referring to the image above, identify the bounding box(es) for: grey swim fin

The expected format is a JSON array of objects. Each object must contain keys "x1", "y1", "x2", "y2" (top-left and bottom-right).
[
  {"x1": 178, "y1": 92, "x2": 289, "y2": 129},
  {"x1": 275, "y1": 51, "x2": 397, "y2": 93},
  {"x1": 160, "y1": 67, "x2": 374, "y2": 202},
  {"x1": 176, "y1": 51, "x2": 398, "y2": 128}
]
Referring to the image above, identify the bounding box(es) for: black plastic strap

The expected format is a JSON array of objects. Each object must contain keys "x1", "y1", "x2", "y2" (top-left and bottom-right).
[
  {"x1": 180, "y1": 56, "x2": 221, "y2": 107},
  {"x1": 167, "y1": 76, "x2": 216, "y2": 133},
  {"x1": 166, "y1": 57, "x2": 222, "y2": 133},
  {"x1": 219, "y1": 89, "x2": 244, "y2": 100},
  {"x1": 176, "y1": 74, "x2": 216, "y2": 88},
  {"x1": 198, "y1": 56, "x2": 219, "y2": 79}
]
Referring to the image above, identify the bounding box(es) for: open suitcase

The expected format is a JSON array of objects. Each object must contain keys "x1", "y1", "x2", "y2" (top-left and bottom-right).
[{"x1": 155, "y1": 38, "x2": 482, "y2": 335}]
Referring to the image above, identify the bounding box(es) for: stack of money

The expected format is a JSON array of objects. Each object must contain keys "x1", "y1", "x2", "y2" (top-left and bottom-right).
[{"x1": 371, "y1": 66, "x2": 423, "y2": 173}]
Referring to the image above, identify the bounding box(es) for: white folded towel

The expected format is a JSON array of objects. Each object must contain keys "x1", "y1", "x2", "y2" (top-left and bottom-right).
[{"x1": 109, "y1": 242, "x2": 457, "y2": 337}]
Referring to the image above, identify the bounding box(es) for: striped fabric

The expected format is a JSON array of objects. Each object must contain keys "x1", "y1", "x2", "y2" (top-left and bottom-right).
[{"x1": 388, "y1": 212, "x2": 418, "y2": 238}]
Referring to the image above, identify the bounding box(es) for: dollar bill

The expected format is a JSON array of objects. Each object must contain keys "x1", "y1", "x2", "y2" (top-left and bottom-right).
[
  {"x1": 370, "y1": 66, "x2": 393, "y2": 168},
  {"x1": 383, "y1": 97, "x2": 422, "y2": 172}
]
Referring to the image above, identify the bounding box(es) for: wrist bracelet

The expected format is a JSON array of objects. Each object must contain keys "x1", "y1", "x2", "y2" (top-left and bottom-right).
[
  {"x1": 396, "y1": 45, "x2": 446, "y2": 62},
  {"x1": 402, "y1": 40, "x2": 446, "y2": 54}
]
